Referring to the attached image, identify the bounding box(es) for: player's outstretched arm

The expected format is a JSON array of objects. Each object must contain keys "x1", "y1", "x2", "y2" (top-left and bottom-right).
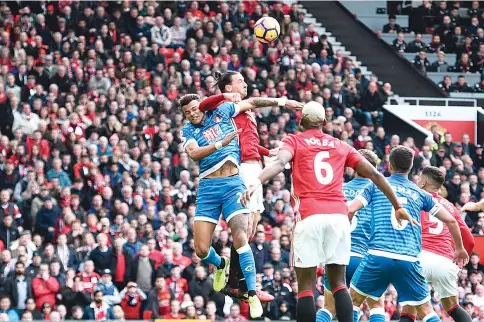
[
  {"x1": 238, "y1": 97, "x2": 303, "y2": 112},
  {"x1": 461, "y1": 199, "x2": 484, "y2": 212},
  {"x1": 435, "y1": 207, "x2": 470, "y2": 267},
  {"x1": 199, "y1": 93, "x2": 242, "y2": 112},
  {"x1": 184, "y1": 131, "x2": 239, "y2": 161},
  {"x1": 240, "y1": 150, "x2": 292, "y2": 207}
]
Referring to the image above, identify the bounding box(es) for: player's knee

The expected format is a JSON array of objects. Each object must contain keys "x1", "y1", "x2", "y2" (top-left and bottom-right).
[
  {"x1": 231, "y1": 229, "x2": 248, "y2": 248},
  {"x1": 441, "y1": 296, "x2": 459, "y2": 312},
  {"x1": 195, "y1": 243, "x2": 210, "y2": 259},
  {"x1": 415, "y1": 302, "x2": 434, "y2": 318},
  {"x1": 350, "y1": 287, "x2": 365, "y2": 307}
]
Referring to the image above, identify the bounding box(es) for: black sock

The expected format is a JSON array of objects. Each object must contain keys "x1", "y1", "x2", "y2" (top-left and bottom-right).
[
  {"x1": 239, "y1": 278, "x2": 248, "y2": 293},
  {"x1": 449, "y1": 306, "x2": 472, "y2": 322},
  {"x1": 228, "y1": 246, "x2": 240, "y2": 289},
  {"x1": 333, "y1": 287, "x2": 353, "y2": 322},
  {"x1": 297, "y1": 292, "x2": 316, "y2": 322},
  {"x1": 398, "y1": 314, "x2": 416, "y2": 322}
]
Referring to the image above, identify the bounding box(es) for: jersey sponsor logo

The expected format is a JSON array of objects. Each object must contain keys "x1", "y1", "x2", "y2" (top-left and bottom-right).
[
  {"x1": 203, "y1": 124, "x2": 223, "y2": 144},
  {"x1": 194, "y1": 128, "x2": 200, "y2": 134}
]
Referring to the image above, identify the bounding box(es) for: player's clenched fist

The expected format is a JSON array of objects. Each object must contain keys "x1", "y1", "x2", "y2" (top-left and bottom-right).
[
  {"x1": 222, "y1": 130, "x2": 241, "y2": 147},
  {"x1": 395, "y1": 207, "x2": 420, "y2": 226},
  {"x1": 285, "y1": 100, "x2": 303, "y2": 110},
  {"x1": 240, "y1": 185, "x2": 256, "y2": 208}
]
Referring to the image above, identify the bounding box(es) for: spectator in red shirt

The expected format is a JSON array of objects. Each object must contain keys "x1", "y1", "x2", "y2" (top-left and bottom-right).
[
  {"x1": 166, "y1": 266, "x2": 188, "y2": 302},
  {"x1": 226, "y1": 303, "x2": 248, "y2": 322},
  {"x1": 172, "y1": 242, "x2": 191, "y2": 269},
  {"x1": 77, "y1": 260, "x2": 100, "y2": 294},
  {"x1": 31, "y1": 263, "x2": 60, "y2": 310},
  {"x1": 120, "y1": 282, "x2": 147, "y2": 320},
  {"x1": 147, "y1": 238, "x2": 164, "y2": 270},
  {"x1": 26, "y1": 131, "x2": 50, "y2": 160},
  {"x1": 110, "y1": 237, "x2": 132, "y2": 291},
  {"x1": 164, "y1": 300, "x2": 185, "y2": 320},
  {"x1": 148, "y1": 276, "x2": 174, "y2": 318}
]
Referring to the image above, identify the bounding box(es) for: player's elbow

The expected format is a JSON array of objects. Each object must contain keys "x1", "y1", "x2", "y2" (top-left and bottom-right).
[
  {"x1": 440, "y1": 213, "x2": 457, "y2": 225},
  {"x1": 366, "y1": 168, "x2": 384, "y2": 182},
  {"x1": 186, "y1": 150, "x2": 200, "y2": 162}
]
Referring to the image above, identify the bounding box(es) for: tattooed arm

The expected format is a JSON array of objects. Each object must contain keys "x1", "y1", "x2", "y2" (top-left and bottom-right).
[{"x1": 238, "y1": 97, "x2": 303, "y2": 112}]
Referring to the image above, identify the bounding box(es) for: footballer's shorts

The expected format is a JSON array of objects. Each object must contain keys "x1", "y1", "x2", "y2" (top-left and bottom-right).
[
  {"x1": 239, "y1": 162, "x2": 264, "y2": 213},
  {"x1": 351, "y1": 253, "x2": 430, "y2": 306},
  {"x1": 291, "y1": 214, "x2": 351, "y2": 268},
  {"x1": 323, "y1": 254, "x2": 363, "y2": 291},
  {"x1": 195, "y1": 175, "x2": 249, "y2": 224},
  {"x1": 419, "y1": 250, "x2": 459, "y2": 299}
]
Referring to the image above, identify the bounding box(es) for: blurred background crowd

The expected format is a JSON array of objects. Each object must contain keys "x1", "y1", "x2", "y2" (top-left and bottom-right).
[{"x1": 0, "y1": 0, "x2": 480, "y2": 321}]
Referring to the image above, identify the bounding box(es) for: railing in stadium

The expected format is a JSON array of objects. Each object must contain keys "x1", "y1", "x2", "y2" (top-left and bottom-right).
[{"x1": 386, "y1": 96, "x2": 478, "y2": 107}]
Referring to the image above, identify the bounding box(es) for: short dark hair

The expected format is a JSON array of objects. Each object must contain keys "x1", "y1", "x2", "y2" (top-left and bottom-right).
[
  {"x1": 358, "y1": 149, "x2": 378, "y2": 168},
  {"x1": 179, "y1": 94, "x2": 200, "y2": 108},
  {"x1": 389, "y1": 146, "x2": 414, "y2": 173},
  {"x1": 213, "y1": 71, "x2": 239, "y2": 93},
  {"x1": 421, "y1": 166, "x2": 445, "y2": 187}
]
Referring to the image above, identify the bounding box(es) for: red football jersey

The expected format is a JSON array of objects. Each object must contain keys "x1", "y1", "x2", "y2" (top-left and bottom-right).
[
  {"x1": 281, "y1": 129, "x2": 363, "y2": 220},
  {"x1": 199, "y1": 95, "x2": 269, "y2": 162},
  {"x1": 421, "y1": 192, "x2": 475, "y2": 261},
  {"x1": 234, "y1": 110, "x2": 262, "y2": 162}
]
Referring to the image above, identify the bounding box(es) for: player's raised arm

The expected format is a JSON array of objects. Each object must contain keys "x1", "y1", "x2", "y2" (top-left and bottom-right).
[
  {"x1": 199, "y1": 93, "x2": 242, "y2": 112},
  {"x1": 237, "y1": 97, "x2": 303, "y2": 112},
  {"x1": 433, "y1": 206, "x2": 469, "y2": 267},
  {"x1": 184, "y1": 131, "x2": 239, "y2": 162},
  {"x1": 461, "y1": 199, "x2": 484, "y2": 212},
  {"x1": 240, "y1": 149, "x2": 293, "y2": 207}
]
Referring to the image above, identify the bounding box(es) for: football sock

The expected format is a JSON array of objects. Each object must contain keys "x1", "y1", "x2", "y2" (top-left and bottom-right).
[
  {"x1": 448, "y1": 305, "x2": 472, "y2": 322},
  {"x1": 399, "y1": 313, "x2": 416, "y2": 322},
  {"x1": 236, "y1": 244, "x2": 256, "y2": 295},
  {"x1": 316, "y1": 309, "x2": 333, "y2": 322},
  {"x1": 353, "y1": 305, "x2": 361, "y2": 322},
  {"x1": 422, "y1": 312, "x2": 442, "y2": 322},
  {"x1": 297, "y1": 290, "x2": 316, "y2": 322},
  {"x1": 332, "y1": 286, "x2": 353, "y2": 322},
  {"x1": 369, "y1": 308, "x2": 386, "y2": 322},
  {"x1": 228, "y1": 246, "x2": 240, "y2": 289},
  {"x1": 201, "y1": 247, "x2": 223, "y2": 269}
]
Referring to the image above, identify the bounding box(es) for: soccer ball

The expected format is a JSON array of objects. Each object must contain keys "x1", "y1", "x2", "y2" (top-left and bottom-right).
[{"x1": 254, "y1": 17, "x2": 280, "y2": 43}]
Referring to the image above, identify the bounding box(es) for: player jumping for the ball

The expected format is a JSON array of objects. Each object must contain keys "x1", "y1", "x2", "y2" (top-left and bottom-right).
[
  {"x1": 199, "y1": 71, "x2": 302, "y2": 303},
  {"x1": 180, "y1": 92, "x2": 300, "y2": 318},
  {"x1": 348, "y1": 146, "x2": 469, "y2": 322},
  {"x1": 399, "y1": 166, "x2": 474, "y2": 322},
  {"x1": 240, "y1": 101, "x2": 410, "y2": 322}
]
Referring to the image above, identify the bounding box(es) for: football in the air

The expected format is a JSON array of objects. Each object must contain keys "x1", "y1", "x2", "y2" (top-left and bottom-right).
[{"x1": 254, "y1": 16, "x2": 280, "y2": 43}]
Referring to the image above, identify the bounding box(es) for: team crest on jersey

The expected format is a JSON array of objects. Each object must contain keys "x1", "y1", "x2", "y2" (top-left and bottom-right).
[
  {"x1": 203, "y1": 124, "x2": 223, "y2": 144},
  {"x1": 213, "y1": 115, "x2": 222, "y2": 123}
]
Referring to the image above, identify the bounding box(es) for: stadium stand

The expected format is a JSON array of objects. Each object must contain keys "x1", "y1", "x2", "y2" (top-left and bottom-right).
[
  {"x1": 0, "y1": 1, "x2": 481, "y2": 322},
  {"x1": 375, "y1": 1, "x2": 484, "y2": 99}
]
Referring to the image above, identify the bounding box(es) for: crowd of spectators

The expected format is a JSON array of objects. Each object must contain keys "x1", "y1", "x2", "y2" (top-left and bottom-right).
[
  {"x1": 385, "y1": 1, "x2": 484, "y2": 93},
  {"x1": 0, "y1": 0, "x2": 480, "y2": 321}
]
